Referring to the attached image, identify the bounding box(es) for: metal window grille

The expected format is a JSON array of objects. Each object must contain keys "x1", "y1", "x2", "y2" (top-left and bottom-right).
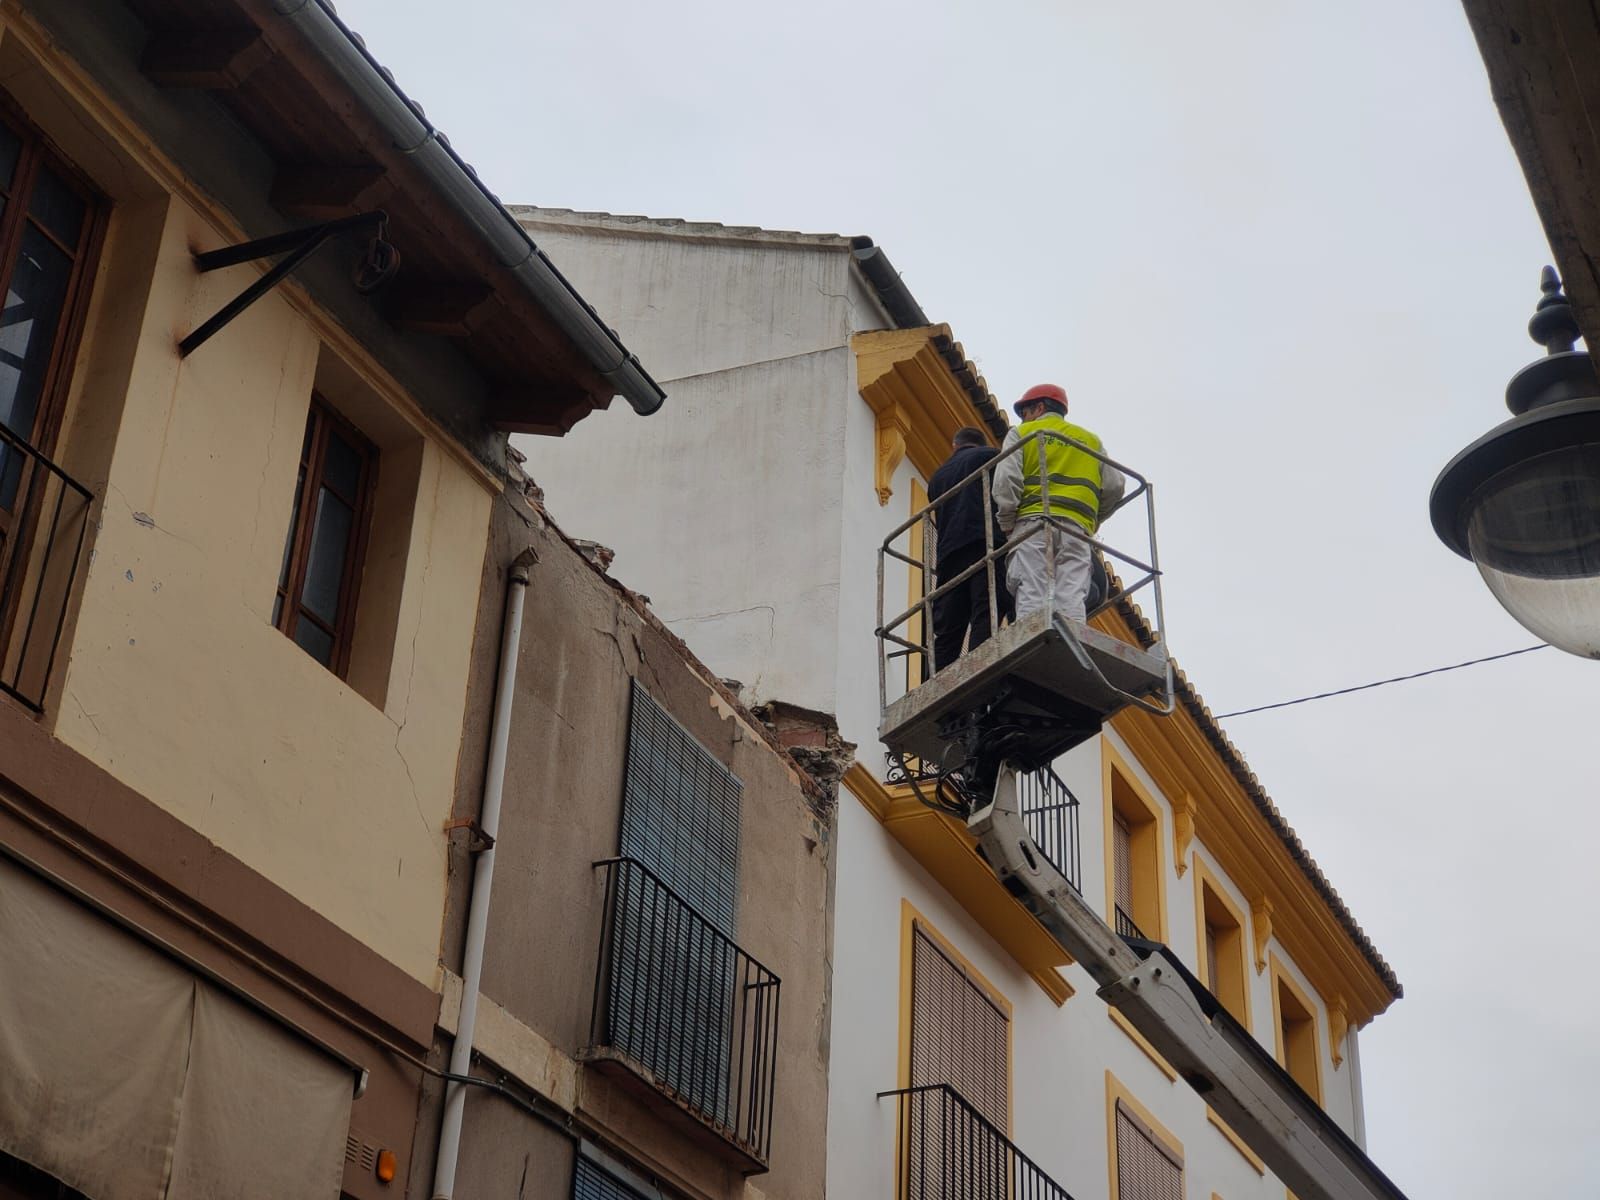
[
  {"x1": 591, "y1": 685, "x2": 777, "y2": 1160},
  {"x1": 879, "y1": 1084, "x2": 1078, "y2": 1200},
  {"x1": 572, "y1": 1156, "x2": 649, "y2": 1200},
  {"x1": 1114, "y1": 1101, "x2": 1183, "y2": 1200},
  {"x1": 619, "y1": 680, "x2": 742, "y2": 936}
]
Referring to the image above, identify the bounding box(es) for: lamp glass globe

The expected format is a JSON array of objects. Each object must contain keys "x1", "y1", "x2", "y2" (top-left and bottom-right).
[{"x1": 1466, "y1": 443, "x2": 1600, "y2": 658}]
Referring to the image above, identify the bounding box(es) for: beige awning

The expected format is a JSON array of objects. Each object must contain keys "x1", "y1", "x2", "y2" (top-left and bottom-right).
[{"x1": 0, "y1": 854, "x2": 355, "y2": 1200}]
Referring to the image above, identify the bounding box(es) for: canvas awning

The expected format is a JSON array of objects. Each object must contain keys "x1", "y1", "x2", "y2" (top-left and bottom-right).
[{"x1": 0, "y1": 854, "x2": 355, "y2": 1200}]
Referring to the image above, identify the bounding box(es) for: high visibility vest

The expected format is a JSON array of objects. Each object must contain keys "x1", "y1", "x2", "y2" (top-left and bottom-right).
[{"x1": 1015, "y1": 413, "x2": 1106, "y2": 533}]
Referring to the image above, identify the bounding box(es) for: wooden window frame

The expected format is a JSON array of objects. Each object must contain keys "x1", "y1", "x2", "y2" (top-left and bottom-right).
[
  {"x1": 274, "y1": 396, "x2": 377, "y2": 677},
  {"x1": 0, "y1": 88, "x2": 107, "y2": 476},
  {"x1": 0, "y1": 91, "x2": 107, "y2": 696}
]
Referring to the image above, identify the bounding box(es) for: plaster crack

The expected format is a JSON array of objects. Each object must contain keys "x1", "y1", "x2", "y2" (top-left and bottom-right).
[{"x1": 68, "y1": 690, "x2": 103, "y2": 750}]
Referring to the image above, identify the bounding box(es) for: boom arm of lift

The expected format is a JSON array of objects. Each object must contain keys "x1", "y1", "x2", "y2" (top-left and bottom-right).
[{"x1": 969, "y1": 767, "x2": 1409, "y2": 1200}]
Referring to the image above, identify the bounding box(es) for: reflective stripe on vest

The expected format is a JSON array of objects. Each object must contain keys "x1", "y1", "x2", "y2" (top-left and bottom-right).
[{"x1": 1015, "y1": 414, "x2": 1105, "y2": 532}]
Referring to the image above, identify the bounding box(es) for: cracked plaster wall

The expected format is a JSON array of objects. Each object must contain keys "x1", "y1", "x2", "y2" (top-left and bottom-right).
[
  {"x1": 429, "y1": 496, "x2": 836, "y2": 1200},
  {"x1": 46, "y1": 188, "x2": 493, "y2": 986}
]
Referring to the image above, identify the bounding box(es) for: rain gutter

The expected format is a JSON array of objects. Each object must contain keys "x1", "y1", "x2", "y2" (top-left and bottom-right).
[
  {"x1": 850, "y1": 236, "x2": 928, "y2": 329},
  {"x1": 268, "y1": 0, "x2": 665, "y2": 417}
]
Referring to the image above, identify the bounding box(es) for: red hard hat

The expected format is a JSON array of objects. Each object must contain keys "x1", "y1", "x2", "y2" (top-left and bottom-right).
[{"x1": 1014, "y1": 383, "x2": 1067, "y2": 415}]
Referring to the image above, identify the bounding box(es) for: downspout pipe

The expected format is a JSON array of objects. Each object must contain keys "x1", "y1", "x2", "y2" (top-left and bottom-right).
[
  {"x1": 267, "y1": 0, "x2": 666, "y2": 417},
  {"x1": 432, "y1": 547, "x2": 537, "y2": 1200}
]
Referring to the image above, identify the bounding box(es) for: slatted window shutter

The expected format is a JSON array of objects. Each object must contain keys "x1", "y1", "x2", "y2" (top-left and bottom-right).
[
  {"x1": 609, "y1": 681, "x2": 744, "y2": 1121},
  {"x1": 619, "y1": 681, "x2": 742, "y2": 934},
  {"x1": 1113, "y1": 813, "x2": 1134, "y2": 916},
  {"x1": 1114, "y1": 1101, "x2": 1184, "y2": 1200},
  {"x1": 909, "y1": 924, "x2": 1009, "y2": 1128},
  {"x1": 572, "y1": 1157, "x2": 648, "y2": 1200}
]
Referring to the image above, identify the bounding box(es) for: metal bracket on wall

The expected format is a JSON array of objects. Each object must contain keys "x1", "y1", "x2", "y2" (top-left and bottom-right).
[
  {"x1": 178, "y1": 211, "x2": 398, "y2": 357},
  {"x1": 442, "y1": 816, "x2": 495, "y2": 854}
]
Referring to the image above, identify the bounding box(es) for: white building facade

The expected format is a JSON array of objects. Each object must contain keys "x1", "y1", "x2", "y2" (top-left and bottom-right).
[{"x1": 514, "y1": 207, "x2": 1401, "y2": 1200}]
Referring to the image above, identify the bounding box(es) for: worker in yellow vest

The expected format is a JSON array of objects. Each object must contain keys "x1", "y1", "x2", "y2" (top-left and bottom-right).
[{"x1": 991, "y1": 383, "x2": 1125, "y2": 624}]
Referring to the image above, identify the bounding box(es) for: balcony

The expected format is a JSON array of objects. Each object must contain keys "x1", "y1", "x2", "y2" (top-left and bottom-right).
[
  {"x1": 0, "y1": 426, "x2": 92, "y2": 712},
  {"x1": 852, "y1": 759, "x2": 1082, "y2": 1005},
  {"x1": 878, "y1": 1084, "x2": 1078, "y2": 1200},
  {"x1": 1114, "y1": 904, "x2": 1151, "y2": 943},
  {"x1": 585, "y1": 857, "x2": 780, "y2": 1173}
]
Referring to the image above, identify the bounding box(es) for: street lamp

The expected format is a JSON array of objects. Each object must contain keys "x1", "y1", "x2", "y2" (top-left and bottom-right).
[{"x1": 1430, "y1": 267, "x2": 1600, "y2": 659}]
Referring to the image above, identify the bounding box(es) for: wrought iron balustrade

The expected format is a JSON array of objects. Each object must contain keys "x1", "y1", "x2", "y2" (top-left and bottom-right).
[
  {"x1": 878, "y1": 1083, "x2": 1078, "y2": 1200},
  {"x1": 1017, "y1": 764, "x2": 1082, "y2": 893},
  {"x1": 0, "y1": 424, "x2": 92, "y2": 712},
  {"x1": 588, "y1": 856, "x2": 780, "y2": 1165},
  {"x1": 885, "y1": 752, "x2": 1083, "y2": 895},
  {"x1": 1114, "y1": 904, "x2": 1149, "y2": 942}
]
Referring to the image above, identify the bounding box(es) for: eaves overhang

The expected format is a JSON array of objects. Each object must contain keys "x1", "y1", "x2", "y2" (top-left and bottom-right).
[
  {"x1": 83, "y1": 0, "x2": 664, "y2": 434},
  {"x1": 1095, "y1": 597, "x2": 1403, "y2": 1028},
  {"x1": 852, "y1": 324, "x2": 1010, "y2": 505},
  {"x1": 1462, "y1": 1, "x2": 1600, "y2": 350}
]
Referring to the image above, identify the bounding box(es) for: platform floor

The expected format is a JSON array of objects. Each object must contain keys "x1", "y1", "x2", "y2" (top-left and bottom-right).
[{"x1": 880, "y1": 609, "x2": 1167, "y2": 767}]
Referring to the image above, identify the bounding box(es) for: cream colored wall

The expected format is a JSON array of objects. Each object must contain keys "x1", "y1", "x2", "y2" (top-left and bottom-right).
[{"x1": 48, "y1": 188, "x2": 491, "y2": 985}]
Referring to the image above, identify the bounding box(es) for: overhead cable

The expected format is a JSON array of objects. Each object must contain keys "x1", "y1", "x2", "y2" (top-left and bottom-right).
[{"x1": 1214, "y1": 643, "x2": 1549, "y2": 719}]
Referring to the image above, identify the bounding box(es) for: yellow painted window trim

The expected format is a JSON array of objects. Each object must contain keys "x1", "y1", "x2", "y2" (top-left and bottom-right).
[
  {"x1": 1105, "y1": 1070, "x2": 1184, "y2": 1200},
  {"x1": 1191, "y1": 850, "x2": 1253, "y2": 1030},
  {"x1": 1107, "y1": 1008, "x2": 1177, "y2": 1084},
  {"x1": 1102, "y1": 737, "x2": 1170, "y2": 941},
  {"x1": 897, "y1": 899, "x2": 1015, "y2": 1135},
  {"x1": 1269, "y1": 950, "x2": 1325, "y2": 1105},
  {"x1": 1206, "y1": 1105, "x2": 1266, "y2": 1175}
]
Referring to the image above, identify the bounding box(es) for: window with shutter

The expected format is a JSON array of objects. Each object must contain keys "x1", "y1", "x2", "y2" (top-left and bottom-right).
[
  {"x1": 618, "y1": 680, "x2": 742, "y2": 933},
  {"x1": 909, "y1": 923, "x2": 1009, "y2": 1126},
  {"x1": 608, "y1": 681, "x2": 744, "y2": 1121},
  {"x1": 1113, "y1": 812, "x2": 1134, "y2": 917},
  {"x1": 1114, "y1": 1100, "x2": 1184, "y2": 1200},
  {"x1": 572, "y1": 1156, "x2": 649, "y2": 1200},
  {"x1": 907, "y1": 922, "x2": 1010, "y2": 1198},
  {"x1": 1105, "y1": 752, "x2": 1165, "y2": 941}
]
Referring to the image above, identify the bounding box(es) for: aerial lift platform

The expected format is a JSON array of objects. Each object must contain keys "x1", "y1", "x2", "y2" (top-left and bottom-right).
[{"x1": 876, "y1": 430, "x2": 1409, "y2": 1200}]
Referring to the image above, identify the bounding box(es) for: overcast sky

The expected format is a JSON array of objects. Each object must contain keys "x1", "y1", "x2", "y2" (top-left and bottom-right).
[{"x1": 335, "y1": 1, "x2": 1596, "y2": 1194}]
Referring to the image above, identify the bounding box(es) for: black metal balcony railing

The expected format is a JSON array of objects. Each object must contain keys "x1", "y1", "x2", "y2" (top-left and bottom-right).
[
  {"x1": 0, "y1": 426, "x2": 92, "y2": 712},
  {"x1": 1017, "y1": 765, "x2": 1082, "y2": 894},
  {"x1": 878, "y1": 1084, "x2": 1078, "y2": 1200},
  {"x1": 885, "y1": 754, "x2": 1084, "y2": 895},
  {"x1": 1114, "y1": 904, "x2": 1149, "y2": 942},
  {"x1": 588, "y1": 857, "x2": 780, "y2": 1164}
]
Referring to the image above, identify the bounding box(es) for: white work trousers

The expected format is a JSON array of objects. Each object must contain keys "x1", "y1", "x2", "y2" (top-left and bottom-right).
[{"x1": 1005, "y1": 517, "x2": 1093, "y2": 624}]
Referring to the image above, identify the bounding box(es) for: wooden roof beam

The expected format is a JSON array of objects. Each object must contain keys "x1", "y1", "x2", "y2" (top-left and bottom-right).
[
  {"x1": 387, "y1": 283, "x2": 499, "y2": 338},
  {"x1": 141, "y1": 29, "x2": 273, "y2": 89},
  {"x1": 271, "y1": 164, "x2": 392, "y2": 221}
]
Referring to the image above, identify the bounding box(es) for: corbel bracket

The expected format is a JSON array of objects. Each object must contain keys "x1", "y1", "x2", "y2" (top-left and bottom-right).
[{"x1": 179, "y1": 210, "x2": 397, "y2": 357}]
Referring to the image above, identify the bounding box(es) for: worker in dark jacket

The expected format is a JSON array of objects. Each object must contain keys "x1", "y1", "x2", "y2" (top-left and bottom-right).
[{"x1": 927, "y1": 426, "x2": 1013, "y2": 672}]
